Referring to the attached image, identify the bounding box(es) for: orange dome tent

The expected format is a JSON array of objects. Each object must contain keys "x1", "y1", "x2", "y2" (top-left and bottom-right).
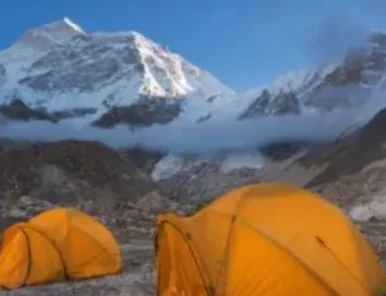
[
  {"x1": 155, "y1": 182, "x2": 386, "y2": 296},
  {"x1": 0, "y1": 207, "x2": 122, "y2": 289}
]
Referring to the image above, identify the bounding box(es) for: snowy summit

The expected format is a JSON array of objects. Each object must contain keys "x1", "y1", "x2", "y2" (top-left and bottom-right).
[{"x1": 0, "y1": 17, "x2": 235, "y2": 127}]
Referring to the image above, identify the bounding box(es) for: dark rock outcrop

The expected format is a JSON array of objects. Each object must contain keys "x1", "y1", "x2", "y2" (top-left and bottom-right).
[
  {"x1": 92, "y1": 97, "x2": 182, "y2": 128},
  {"x1": 0, "y1": 99, "x2": 55, "y2": 122},
  {"x1": 0, "y1": 63, "x2": 6, "y2": 77},
  {"x1": 260, "y1": 141, "x2": 314, "y2": 161},
  {"x1": 239, "y1": 89, "x2": 301, "y2": 119},
  {"x1": 119, "y1": 146, "x2": 165, "y2": 174}
]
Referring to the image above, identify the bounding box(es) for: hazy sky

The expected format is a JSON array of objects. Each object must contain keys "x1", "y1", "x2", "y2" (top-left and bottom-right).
[{"x1": 1, "y1": 0, "x2": 385, "y2": 91}]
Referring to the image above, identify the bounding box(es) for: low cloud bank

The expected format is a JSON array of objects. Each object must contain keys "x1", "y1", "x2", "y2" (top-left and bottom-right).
[{"x1": 1, "y1": 90, "x2": 384, "y2": 155}]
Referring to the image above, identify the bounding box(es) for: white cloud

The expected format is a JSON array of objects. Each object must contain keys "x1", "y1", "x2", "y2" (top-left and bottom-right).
[
  {"x1": 1, "y1": 85, "x2": 386, "y2": 158},
  {"x1": 0, "y1": 92, "x2": 382, "y2": 156}
]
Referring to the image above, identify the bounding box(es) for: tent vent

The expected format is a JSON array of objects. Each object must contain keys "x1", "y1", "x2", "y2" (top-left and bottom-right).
[{"x1": 315, "y1": 236, "x2": 325, "y2": 245}]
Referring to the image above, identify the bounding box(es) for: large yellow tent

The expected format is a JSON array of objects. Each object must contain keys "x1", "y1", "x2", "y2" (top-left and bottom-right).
[
  {"x1": 0, "y1": 207, "x2": 122, "y2": 289},
  {"x1": 155, "y1": 182, "x2": 386, "y2": 296}
]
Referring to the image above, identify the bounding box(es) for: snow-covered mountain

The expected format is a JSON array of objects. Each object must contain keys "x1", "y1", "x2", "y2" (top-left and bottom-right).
[
  {"x1": 0, "y1": 17, "x2": 235, "y2": 127},
  {"x1": 3, "y1": 18, "x2": 386, "y2": 129},
  {"x1": 238, "y1": 66, "x2": 336, "y2": 117},
  {"x1": 239, "y1": 32, "x2": 386, "y2": 118}
]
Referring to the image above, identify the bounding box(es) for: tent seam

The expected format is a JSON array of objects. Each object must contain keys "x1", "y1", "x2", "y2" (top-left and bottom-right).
[
  {"x1": 22, "y1": 225, "x2": 69, "y2": 280},
  {"x1": 19, "y1": 227, "x2": 31, "y2": 287},
  {"x1": 156, "y1": 220, "x2": 212, "y2": 296},
  {"x1": 70, "y1": 224, "x2": 121, "y2": 273}
]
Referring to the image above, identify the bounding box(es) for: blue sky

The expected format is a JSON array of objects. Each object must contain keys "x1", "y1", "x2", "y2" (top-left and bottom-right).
[{"x1": 1, "y1": 0, "x2": 386, "y2": 91}]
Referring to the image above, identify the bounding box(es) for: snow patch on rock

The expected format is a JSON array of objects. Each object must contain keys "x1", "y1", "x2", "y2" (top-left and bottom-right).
[
  {"x1": 151, "y1": 154, "x2": 184, "y2": 181},
  {"x1": 349, "y1": 194, "x2": 386, "y2": 221},
  {"x1": 220, "y1": 151, "x2": 265, "y2": 173}
]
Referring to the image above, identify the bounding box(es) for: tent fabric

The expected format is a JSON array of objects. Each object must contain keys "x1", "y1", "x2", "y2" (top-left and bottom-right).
[
  {"x1": 0, "y1": 207, "x2": 122, "y2": 289},
  {"x1": 155, "y1": 182, "x2": 386, "y2": 296}
]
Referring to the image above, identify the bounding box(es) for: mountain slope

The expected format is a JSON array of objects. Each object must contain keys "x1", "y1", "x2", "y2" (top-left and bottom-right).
[
  {"x1": 238, "y1": 32, "x2": 386, "y2": 118},
  {"x1": 0, "y1": 18, "x2": 234, "y2": 127},
  {"x1": 0, "y1": 139, "x2": 172, "y2": 240},
  {"x1": 238, "y1": 66, "x2": 337, "y2": 118}
]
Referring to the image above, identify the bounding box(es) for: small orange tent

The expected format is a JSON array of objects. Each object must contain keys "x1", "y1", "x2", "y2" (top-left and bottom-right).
[
  {"x1": 155, "y1": 182, "x2": 386, "y2": 296},
  {"x1": 0, "y1": 207, "x2": 122, "y2": 289}
]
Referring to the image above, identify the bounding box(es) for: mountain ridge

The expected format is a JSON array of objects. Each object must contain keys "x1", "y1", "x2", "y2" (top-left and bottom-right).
[
  {"x1": 0, "y1": 17, "x2": 235, "y2": 127},
  {"x1": 3, "y1": 17, "x2": 383, "y2": 129}
]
